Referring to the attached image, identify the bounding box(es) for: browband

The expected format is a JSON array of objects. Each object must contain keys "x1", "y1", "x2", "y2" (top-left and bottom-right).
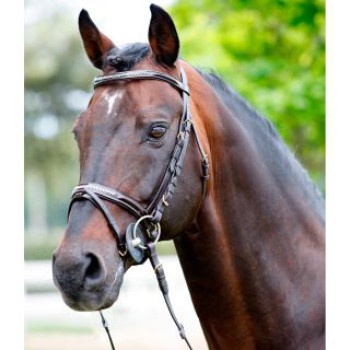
[{"x1": 93, "y1": 69, "x2": 190, "y2": 95}]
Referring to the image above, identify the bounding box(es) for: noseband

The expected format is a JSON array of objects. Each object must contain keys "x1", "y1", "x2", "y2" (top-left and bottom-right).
[{"x1": 69, "y1": 67, "x2": 209, "y2": 262}]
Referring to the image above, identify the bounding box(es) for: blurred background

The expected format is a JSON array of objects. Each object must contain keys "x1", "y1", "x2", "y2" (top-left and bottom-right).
[{"x1": 24, "y1": 0, "x2": 325, "y2": 349}]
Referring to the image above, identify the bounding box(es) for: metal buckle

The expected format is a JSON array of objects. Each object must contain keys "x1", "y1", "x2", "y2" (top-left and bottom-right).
[
  {"x1": 184, "y1": 118, "x2": 192, "y2": 131},
  {"x1": 162, "y1": 194, "x2": 169, "y2": 207},
  {"x1": 177, "y1": 131, "x2": 184, "y2": 141},
  {"x1": 132, "y1": 215, "x2": 161, "y2": 250}
]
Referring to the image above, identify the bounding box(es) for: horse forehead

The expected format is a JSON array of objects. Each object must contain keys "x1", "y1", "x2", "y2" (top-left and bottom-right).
[
  {"x1": 96, "y1": 88, "x2": 125, "y2": 118},
  {"x1": 89, "y1": 80, "x2": 182, "y2": 121},
  {"x1": 92, "y1": 83, "x2": 154, "y2": 115}
]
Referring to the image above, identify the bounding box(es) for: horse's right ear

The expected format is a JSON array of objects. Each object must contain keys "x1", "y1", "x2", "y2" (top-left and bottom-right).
[{"x1": 78, "y1": 9, "x2": 115, "y2": 70}]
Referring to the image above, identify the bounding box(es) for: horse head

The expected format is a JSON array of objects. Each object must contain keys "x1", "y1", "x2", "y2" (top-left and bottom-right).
[{"x1": 52, "y1": 4, "x2": 205, "y2": 311}]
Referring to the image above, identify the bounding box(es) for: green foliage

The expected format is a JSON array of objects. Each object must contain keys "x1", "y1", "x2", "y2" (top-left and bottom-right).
[
  {"x1": 25, "y1": 2, "x2": 97, "y2": 229},
  {"x1": 171, "y1": 0, "x2": 325, "y2": 188}
]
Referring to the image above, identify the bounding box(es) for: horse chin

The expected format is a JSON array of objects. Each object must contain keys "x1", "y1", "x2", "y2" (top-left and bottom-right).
[{"x1": 59, "y1": 260, "x2": 125, "y2": 312}]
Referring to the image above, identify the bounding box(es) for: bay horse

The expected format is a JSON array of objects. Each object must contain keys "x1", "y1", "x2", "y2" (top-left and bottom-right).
[{"x1": 52, "y1": 4, "x2": 325, "y2": 349}]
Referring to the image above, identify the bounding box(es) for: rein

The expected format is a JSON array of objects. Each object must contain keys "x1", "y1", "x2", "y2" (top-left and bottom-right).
[{"x1": 68, "y1": 68, "x2": 209, "y2": 349}]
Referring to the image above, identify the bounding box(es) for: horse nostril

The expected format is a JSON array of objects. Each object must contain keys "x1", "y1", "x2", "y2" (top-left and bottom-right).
[
  {"x1": 84, "y1": 253, "x2": 106, "y2": 289},
  {"x1": 85, "y1": 253, "x2": 100, "y2": 279}
]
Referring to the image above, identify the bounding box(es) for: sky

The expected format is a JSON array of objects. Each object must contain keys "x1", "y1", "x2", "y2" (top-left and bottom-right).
[
  {"x1": 25, "y1": 0, "x2": 175, "y2": 45},
  {"x1": 24, "y1": 0, "x2": 176, "y2": 139}
]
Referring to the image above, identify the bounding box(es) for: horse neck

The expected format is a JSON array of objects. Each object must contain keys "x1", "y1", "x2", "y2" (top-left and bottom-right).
[{"x1": 174, "y1": 66, "x2": 325, "y2": 349}]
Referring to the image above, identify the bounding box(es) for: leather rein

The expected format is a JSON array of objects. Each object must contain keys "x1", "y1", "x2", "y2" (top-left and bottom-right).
[{"x1": 68, "y1": 67, "x2": 209, "y2": 350}]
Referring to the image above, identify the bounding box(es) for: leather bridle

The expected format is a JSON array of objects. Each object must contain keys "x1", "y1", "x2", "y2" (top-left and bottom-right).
[
  {"x1": 69, "y1": 67, "x2": 209, "y2": 263},
  {"x1": 67, "y1": 67, "x2": 209, "y2": 350}
]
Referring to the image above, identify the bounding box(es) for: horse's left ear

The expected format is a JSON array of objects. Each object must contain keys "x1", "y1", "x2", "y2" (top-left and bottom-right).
[{"x1": 148, "y1": 4, "x2": 179, "y2": 67}]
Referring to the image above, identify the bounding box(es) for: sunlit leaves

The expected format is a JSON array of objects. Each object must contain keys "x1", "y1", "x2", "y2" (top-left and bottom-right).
[{"x1": 171, "y1": 0, "x2": 325, "y2": 189}]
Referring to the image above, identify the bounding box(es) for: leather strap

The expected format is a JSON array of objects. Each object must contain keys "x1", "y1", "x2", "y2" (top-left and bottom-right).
[
  {"x1": 94, "y1": 69, "x2": 189, "y2": 95},
  {"x1": 147, "y1": 242, "x2": 193, "y2": 349},
  {"x1": 69, "y1": 67, "x2": 209, "y2": 249},
  {"x1": 69, "y1": 187, "x2": 128, "y2": 256},
  {"x1": 71, "y1": 183, "x2": 147, "y2": 218}
]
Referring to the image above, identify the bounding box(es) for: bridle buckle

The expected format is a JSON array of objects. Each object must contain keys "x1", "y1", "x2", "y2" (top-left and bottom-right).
[{"x1": 162, "y1": 194, "x2": 170, "y2": 207}]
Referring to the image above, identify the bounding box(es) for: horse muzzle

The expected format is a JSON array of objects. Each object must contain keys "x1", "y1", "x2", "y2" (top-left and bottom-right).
[{"x1": 52, "y1": 242, "x2": 125, "y2": 311}]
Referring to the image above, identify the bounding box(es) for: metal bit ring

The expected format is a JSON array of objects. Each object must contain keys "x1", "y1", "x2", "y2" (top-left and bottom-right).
[{"x1": 132, "y1": 215, "x2": 161, "y2": 250}]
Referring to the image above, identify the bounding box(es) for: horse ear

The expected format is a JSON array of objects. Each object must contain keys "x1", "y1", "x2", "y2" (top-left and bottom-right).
[
  {"x1": 148, "y1": 4, "x2": 179, "y2": 67},
  {"x1": 78, "y1": 9, "x2": 115, "y2": 69}
]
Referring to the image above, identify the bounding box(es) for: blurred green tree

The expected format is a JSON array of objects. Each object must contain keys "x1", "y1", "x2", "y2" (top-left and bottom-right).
[
  {"x1": 25, "y1": 4, "x2": 97, "y2": 231},
  {"x1": 171, "y1": 0, "x2": 325, "y2": 189}
]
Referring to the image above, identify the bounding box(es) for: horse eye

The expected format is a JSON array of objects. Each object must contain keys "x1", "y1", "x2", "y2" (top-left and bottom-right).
[{"x1": 149, "y1": 126, "x2": 167, "y2": 139}]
